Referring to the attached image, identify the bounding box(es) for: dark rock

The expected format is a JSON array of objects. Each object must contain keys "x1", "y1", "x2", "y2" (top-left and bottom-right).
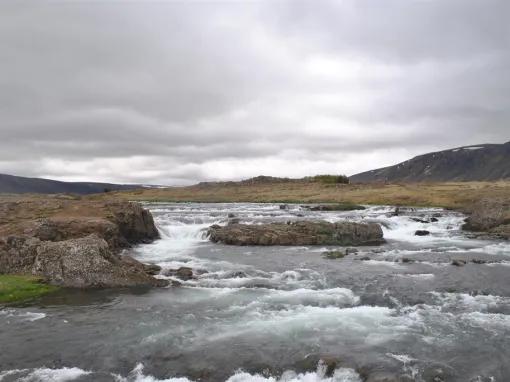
[
  {"x1": 430, "y1": 217, "x2": 439, "y2": 222},
  {"x1": 228, "y1": 271, "x2": 247, "y2": 278},
  {"x1": 106, "y1": 201, "x2": 160, "y2": 245},
  {"x1": 279, "y1": 204, "x2": 289, "y2": 210},
  {"x1": 165, "y1": 266, "x2": 194, "y2": 280},
  {"x1": 208, "y1": 221, "x2": 384, "y2": 246},
  {"x1": 401, "y1": 257, "x2": 414, "y2": 263},
  {"x1": 415, "y1": 230, "x2": 430, "y2": 236},
  {"x1": 451, "y1": 259, "x2": 467, "y2": 266},
  {"x1": 227, "y1": 218, "x2": 240, "y2": 225},
  {"x1": 411, "y1": 218, "x2": 430, "y2": 223},
  {"x1": 293, "y1": 354, "x2": 343, "y2": 378},
  {"x1": 359, "y1": 256, "x2": 371, "y2": 261},
  {"x1": 143, "y1": 263, "x2": 161, "y2": 275},
  {"x1": 306, "y1": 204, "x2": 365, "y2": 211},
  {"x1": 318, "y1": 357, "x2": 339, "y2": 377},
  {"x1": 227, "y1": 213, "x2": 236, "y2": 218}
]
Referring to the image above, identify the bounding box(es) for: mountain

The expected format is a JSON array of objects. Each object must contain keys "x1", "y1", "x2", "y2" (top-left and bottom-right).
[
  {"x1": 350, "y1": 142, "x2": 510, "y2": 183},
  {"x1": 0, "y1": 173, "x2": 147, "y2": 195}
]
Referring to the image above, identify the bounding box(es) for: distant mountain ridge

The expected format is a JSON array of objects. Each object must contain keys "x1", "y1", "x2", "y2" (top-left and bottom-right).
[
  {"x1": 350, "y1": 142, "x2": 510, "y2": 183},
  {"x1": 0, "y1": 173, "x2": 147, "y2": 195}
]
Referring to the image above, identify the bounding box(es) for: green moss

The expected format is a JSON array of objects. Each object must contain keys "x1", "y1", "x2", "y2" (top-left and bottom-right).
[
  {"x1": 0, "y1": 275, "x2": 58, "y2": 304},
  {"x1": 323, "y1": 250, "x2": 346, "y2": 259}
]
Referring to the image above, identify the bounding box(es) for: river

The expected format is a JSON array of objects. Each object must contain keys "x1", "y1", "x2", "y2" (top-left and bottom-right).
[{"x1": 1, "y1": 203, "x2": 509, "y2": 381}]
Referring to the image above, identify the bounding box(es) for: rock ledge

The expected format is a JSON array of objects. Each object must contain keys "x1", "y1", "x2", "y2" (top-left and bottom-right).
[
  {"x1": 0, "y1": 197, "x2": 166, "y2": 288},
  {"x1": 208, "y1": 221, "x2": 384, "y2": 246}
]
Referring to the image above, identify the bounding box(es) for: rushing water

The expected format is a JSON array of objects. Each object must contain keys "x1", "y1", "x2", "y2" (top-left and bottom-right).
[{"x1": 1, "y1": 203, "x2": 510, "y2": 382}]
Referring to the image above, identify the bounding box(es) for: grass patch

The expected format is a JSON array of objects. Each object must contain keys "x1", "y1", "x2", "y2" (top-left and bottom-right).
[{"x1": 0, "y1": 275, "x2": 58, "y2": 304}]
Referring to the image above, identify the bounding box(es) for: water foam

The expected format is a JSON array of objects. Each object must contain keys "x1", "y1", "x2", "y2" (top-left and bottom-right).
[
  {"x1": 117, "y1": 362, "x2": 362, "y2": 382},
  {"x1": 430, "y1": 292, "x2": 510, "y2": 313},
  {"x1": 0, "y1": 367, "x2": 90, "y2": 381},
  {"x1": 0, "y1": 309, "x2": 46, "y2": 322},
  {"x1": 0, "y1": 363, "x2": 363, "y2": 382}
]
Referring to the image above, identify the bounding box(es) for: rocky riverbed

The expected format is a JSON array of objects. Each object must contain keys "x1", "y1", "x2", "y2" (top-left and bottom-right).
[{"x1": 1, "y1": 202, "x2": 509, "y2": 382}]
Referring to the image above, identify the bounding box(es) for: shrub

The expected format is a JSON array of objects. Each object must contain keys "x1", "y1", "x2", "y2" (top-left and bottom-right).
[{"x1": 312, "y1": 175, "x2": 350, "y2": 184}]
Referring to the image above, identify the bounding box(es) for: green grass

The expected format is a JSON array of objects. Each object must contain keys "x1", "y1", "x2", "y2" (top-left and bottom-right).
[{"x1": 0, "y1": 275, "x2": 58, "y2": 304}]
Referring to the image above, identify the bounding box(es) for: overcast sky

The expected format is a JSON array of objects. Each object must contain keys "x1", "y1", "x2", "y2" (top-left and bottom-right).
[{"x1": 1, "y1": 1, "x2": 509, "y2": 185}]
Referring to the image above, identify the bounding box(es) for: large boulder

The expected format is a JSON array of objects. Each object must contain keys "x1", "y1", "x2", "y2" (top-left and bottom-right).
[
  {"x1": 31, "y1": 235, "x2": 167, "y2": 288},
  {"x1": 0, "y1": 234, "x2": 167, "y2": 288},
  {"x1": 208, "y1": 221, "x2": 384, "y2": 246},
  {"x1": 462, "y1": 198, "x2": 510, "y2": 239},
  {"x1": 105, "y1": 201, "x2": 160, "y2": 244}
]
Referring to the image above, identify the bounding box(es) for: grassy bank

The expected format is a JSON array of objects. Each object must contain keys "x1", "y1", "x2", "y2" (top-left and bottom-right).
[
  {"x1": 100, "y1": 181, "x2": 510, "y2": 210},
  {"x1": 0, "y1": 275, "x2": 57, "y2": 304}
]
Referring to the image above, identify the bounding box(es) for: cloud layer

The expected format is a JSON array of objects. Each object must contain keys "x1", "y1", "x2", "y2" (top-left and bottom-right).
[{"x1": 1, "y1": 0, "x2": 509, "y2": 184}]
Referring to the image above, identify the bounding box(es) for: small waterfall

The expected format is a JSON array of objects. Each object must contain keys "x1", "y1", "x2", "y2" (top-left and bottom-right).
[{"x1": 158, "y1": 222, "x2": 210, "y2": 242}]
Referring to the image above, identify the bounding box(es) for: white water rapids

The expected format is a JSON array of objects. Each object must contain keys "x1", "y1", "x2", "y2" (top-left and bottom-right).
[{"x1": 1, "y1": 203, "x2": 509, "y2": 382}]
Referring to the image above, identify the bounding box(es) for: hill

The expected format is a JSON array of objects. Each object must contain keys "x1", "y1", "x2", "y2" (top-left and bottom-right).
[
  {"x1": 0, "y1": 173, "x2": 145, "y2": 195},
  {"x1": 350, "y1": 142, "x2": 510, "y2": 183}
]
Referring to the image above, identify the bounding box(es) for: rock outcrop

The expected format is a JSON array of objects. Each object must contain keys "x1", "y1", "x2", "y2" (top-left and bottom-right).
[
  {"x1": 208, "y1": 221, "x2": 384, "y2": 246},
  {"x1": 32, "y1": 235, "x2": 165, "y2": 288},
  {"x1": 0, "y1": 196, "x2": 166, "y2": 288},
  {"x1": 462, "y1": 197, "x2": 510, "y2": 239}
]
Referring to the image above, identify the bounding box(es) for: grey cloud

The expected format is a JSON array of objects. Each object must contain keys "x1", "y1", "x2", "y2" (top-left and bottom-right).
[
  {"x1": 269, "y1": 0, "x2": 510, "y2": 62},
  {"x1": 0, "y1": 0, "x2": 508, "y2": 184}
]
